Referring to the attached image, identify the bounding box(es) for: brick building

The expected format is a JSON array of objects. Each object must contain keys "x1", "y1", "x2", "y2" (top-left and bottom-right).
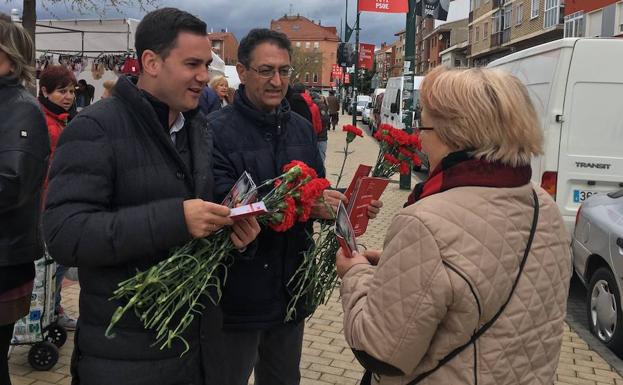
[
  {"x1": 208, "y1": 31, "x2": 239, "y2": 65},
  {"x1": 564, "y1": 0, "x2": 623, "y2": 38},
  {"x1": 270, "y1": 15, "x2": 340, "y2": 89},
  {"x1": 415, "y1": 17, "x2": 435, "y2": 74},
  {"x1": 374, "y1": 42, "x2": 395, "y2": 86},
  {"x1": 422, "y1": 18, "x2": 469, "y2": 69},
  {"x1": 467, "y1": 0, "x2": 565, "y2": 67},
  {"x1": 392, "y1": 30, "x2": 406, "y2": 76}
]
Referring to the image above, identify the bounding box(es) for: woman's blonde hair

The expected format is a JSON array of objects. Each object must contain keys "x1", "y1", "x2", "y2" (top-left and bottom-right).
[
  {"x1": 0, "y1": 14, "x2": 35, "y2": 85},
  {"x1": 420, "y1": 66, "x2": 543, "y2": 167},
  {"x1": 209, "y1": 75, "x2": 228, "y2": 90},
  {"x1": 102, "y1": 79, "x2": 117, "y2": 91}
]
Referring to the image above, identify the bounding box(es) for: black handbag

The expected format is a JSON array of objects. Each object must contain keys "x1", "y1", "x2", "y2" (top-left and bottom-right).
[{"x1": 361, "y1": 190, "x2": 539, "y2": 385}]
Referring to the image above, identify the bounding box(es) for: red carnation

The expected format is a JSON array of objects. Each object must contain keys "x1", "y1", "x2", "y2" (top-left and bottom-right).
[
  {"x1": 342, "y1": 124, "x2": 363, "y2": 137},
  {"x1": 383, "y1": 154, "x2": 399, "y2": 165},
  {"x1": 283, "y1": 160, "x2": 318, "y2": 181},
  {"x1": 269, "y1": 196, "x2": 297, "y2": 232},
  {"x1": 297, "y1": 178, "x2": 330, "y2": 222}
]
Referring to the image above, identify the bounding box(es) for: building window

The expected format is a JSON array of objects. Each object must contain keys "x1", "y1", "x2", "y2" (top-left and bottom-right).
[
  {"x1": 468, "y1": 28, "x2": 473, "y2": 43},
  {"x1": 454, "y1": 59, "x2": 461, "y2": 67},
  {"x1": 305, "y1": 73, "x2": 310, "y2": 83},
  {"x1": 295, "y1": 42, "x2": 301, "y2": 48},
  {"x1": 504, "y1": 6, "x2": 513, "y2": 29},
  {"x1": 531, "y1": 0, "x2": 539, "y2": 19},
  {"x1": 475, "y1": 0, "x2": 481, "y2": 9},
  {"x1": 483, "y1": 22, "x2": 489, "y2": 40},
  {"x1": 564, "y1": 11, "x2": 585, "y2": 37},
  {"x1": 475, "y1": 26, "x2": 480, "y2": 42},
  {"x1": 314, "y1": 42, "x2": 320, "y2": 49},
  {"x1": 275, "y1": 26, "x2": 281, "y2": 30},
  {"x1": 492, "y1": 11, "x2": 502, "y2": 33},
  {"x1": 313, "y1": 73, "x2": 318, "y2": 83},
  {"x1": 544, "y1": 0, "x2": 561, "y2": 28},
  {"x1": 516, "y1": 3, "x2": 524, "y2": 25},
  {"x1": 587, "y1": 9, "x2": 603, "y2": 37},
  {"x1": 305, "y1": 42, "x2": 311, "y2": 48}
]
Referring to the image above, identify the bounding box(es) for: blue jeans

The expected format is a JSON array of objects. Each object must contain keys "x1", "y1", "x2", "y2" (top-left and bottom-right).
[
  {"x1": 54, "y1": 264, "x2": 67, "y2": 313},
  {"x1": 317, "y1": 140, "x2": 327, "y2": 163}
]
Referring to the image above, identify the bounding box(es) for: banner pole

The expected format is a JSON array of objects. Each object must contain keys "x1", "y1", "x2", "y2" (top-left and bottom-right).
[{"x1": 352, "y1": 0, "x2": 360, "y2": 127}]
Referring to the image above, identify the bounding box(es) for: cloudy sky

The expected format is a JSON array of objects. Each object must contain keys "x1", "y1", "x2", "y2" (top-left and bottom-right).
[{"x1": 1, "y1": 0, "x2": 468, "y2": 47}]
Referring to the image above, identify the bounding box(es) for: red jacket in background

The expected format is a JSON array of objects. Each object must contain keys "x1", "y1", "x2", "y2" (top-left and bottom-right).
[
  {"x1": 300, "y1": 91, "x2": 322, "y2": 135},
  {"x1": 40, "y1": 104, "x2": 69, "y2": 198}
]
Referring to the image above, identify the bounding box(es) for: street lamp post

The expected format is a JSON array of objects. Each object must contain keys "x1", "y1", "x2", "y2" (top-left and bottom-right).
[{"x1": 399, "y1": 0, "x2": 417, "y2": 190}]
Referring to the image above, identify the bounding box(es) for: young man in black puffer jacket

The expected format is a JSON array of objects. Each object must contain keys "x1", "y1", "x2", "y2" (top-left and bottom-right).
[{"x1": 42, "y1": 9, "x2": 259, "y2": 385}]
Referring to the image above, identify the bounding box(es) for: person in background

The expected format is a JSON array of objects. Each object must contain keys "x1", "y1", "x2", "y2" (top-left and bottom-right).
[
  {"x1": 0, "y1": 14, "x2": 50, "y2": 385},
  {"x1": 311, "y1": 91, "x2": 329, "y2": 162},
  {"x1": 286, "y1": 82, "x2": 312, "y2": 122},
  {"x1": 198, "y1": 51, "x2": 227, "y2": 115},
  {"x1": 326, "y1": 89, "x2": 339, "y2": 130},
  {"x1": 336, "y1": 66, "x2": 572, "y2": 385},
  {"x1": 37, "y1": 64, "x2": 79, "y2": 331},
  {"x1": 101, "y1": 79, "x2": 117, "y2": 99},
  {"x1": 75, "y1": 79, "x2": 94, "y2": 108},
  {"x1": 208, "y1": 75, "x2": 231, "y2": 109}
]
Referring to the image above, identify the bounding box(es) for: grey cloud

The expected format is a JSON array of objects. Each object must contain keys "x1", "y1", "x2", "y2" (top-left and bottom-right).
[{"x1": 1, "y1": 0, "x2": 407, "y2": 46}]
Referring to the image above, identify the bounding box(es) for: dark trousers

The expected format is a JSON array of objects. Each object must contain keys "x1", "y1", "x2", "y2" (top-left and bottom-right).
[
  {"x1": 1, "y1": 323, "x2": 14, "y2": 385},
  {"x1": 201, "y1": 309, "x2": 304, "y2": 385}
]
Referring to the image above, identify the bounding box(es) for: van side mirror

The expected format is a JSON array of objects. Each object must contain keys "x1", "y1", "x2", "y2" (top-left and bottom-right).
[{"x1": 390, "y1": 103, "x2": 398, "y2": 114}]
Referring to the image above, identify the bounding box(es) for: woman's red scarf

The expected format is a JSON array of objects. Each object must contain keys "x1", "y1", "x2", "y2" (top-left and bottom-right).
[{"x1": 405, "y1": 151, "x2": 532, "y2": 207}]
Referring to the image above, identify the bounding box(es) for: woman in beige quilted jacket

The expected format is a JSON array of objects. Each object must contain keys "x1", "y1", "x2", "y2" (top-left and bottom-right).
[{"x1": 337, "y1": 66, "x2": 572, "y2": 385}]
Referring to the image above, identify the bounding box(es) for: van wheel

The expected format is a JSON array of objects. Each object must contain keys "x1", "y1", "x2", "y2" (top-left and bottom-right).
[{"x1": 586, "y1": 267, "x2": 623, "y2": 357}]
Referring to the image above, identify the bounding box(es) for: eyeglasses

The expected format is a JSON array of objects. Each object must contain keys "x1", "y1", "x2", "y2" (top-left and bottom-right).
[{"x1": 248, "y1": 65, "x2": 294, "y2": 79}]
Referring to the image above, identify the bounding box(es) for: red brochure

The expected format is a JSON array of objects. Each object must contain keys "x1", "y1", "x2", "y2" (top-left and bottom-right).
[
  {"x1": 343, "y1": 164, "x2": 372, "y2": 201},
  {"x1": 347, "y1": 177, "x2": 390, "y2": 237}
]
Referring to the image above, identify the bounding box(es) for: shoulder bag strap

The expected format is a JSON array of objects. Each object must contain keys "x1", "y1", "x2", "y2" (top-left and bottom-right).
[{"x1": 407, "y1": 189, "x2": 540, "y2": 385}]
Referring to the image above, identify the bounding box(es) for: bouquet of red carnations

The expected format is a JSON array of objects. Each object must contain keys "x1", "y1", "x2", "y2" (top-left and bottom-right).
[
  {"x1": 106, "y1": 161, "x2": 329, "y2": 352},
  {"x1": 372, "y1": 123, "x2": 422, "y2": 178}
]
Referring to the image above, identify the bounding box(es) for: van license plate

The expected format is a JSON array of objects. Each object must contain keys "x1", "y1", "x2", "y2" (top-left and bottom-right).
[{"x1": 573, "y1": 190, "x2": 599, "y2": 203}]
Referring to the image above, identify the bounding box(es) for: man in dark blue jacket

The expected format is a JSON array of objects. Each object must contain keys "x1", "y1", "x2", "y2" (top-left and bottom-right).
[
  {"x1": 202, "y1": 28, "x2": 381, "y2": 385},
  {"x1": 43, "y1": 8, "x2": 259, "y2": 385}
]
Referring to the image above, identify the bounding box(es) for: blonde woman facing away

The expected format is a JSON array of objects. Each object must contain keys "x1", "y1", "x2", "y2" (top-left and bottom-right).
[{"x1": 336, "y1": 66, "x2": 572, "y2": 385}]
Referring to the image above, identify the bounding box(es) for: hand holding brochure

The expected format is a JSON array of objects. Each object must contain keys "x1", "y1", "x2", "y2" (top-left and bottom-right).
[{"x1": 335, "y1": 202, "x2": 358, "y2": 258}]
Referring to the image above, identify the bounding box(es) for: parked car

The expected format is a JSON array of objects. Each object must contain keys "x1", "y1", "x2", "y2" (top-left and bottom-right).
[
  {"x1": 489, "y1": 38, "x2": 623, "y2": 234},
  {"x1": 362, "y1": 102, "x2": 372, "y2": 124},
  {"x1": 380, "y1": 76, "x2": 424, "y2": 129},
  {"x1": 572, "y1": 189, "x2": 623, "y2": 357},
  {"x1": 370, "y1": 92, "x2": 384, "y2": 133}
]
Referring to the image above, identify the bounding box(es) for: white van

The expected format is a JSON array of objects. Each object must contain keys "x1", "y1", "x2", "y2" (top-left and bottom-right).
[
  {"x1": 380, "y1": 76, "x2": 424, "y2": 129},
  {"x1": 488, "y1": 38, "x2": 623, "y2": 233}
]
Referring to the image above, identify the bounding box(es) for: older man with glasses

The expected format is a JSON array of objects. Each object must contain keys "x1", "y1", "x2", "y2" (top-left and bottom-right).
[{"x1": 201, "y1": 28, "x2": 382, "y2": 385}]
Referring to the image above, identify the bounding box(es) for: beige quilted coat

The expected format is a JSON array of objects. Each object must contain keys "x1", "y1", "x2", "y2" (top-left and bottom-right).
[{"x1": 341, "y1": 184, "x2": 572, "y2": 385}]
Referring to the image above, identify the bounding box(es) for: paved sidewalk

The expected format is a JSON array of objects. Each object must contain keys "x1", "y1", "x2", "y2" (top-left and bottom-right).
[{"x1": 9, "y1": 113, "x2": 623, "y2": 385}]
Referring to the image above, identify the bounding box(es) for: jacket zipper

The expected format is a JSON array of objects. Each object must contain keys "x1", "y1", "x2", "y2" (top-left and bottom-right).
[{"x1": 473, "y1": 341, "x2": 478, "y2": 385}]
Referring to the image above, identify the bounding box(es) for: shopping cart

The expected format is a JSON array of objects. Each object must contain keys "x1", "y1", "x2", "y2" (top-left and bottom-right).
[{"x1": 8, "y1": 254, "x2": 67, "y2": 371}]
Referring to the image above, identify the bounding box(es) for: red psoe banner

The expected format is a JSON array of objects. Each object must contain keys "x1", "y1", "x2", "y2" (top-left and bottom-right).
[
  {"x1": 358, "y1": 0, "x2": 408, "y2": 13},
  {"x1": 358, "y1": 43, "x2": 375, "y2": 70}
]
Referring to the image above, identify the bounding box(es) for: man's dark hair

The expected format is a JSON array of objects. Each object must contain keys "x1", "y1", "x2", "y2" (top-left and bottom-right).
[
  {"x1": 238, "y1": 28, "x2": 292, "y2": 67},
  {"x1": 78, "y1": 79, "x2": 87, "y2": 86},
  {"x1": 329, "y1": 90, "x2": 336, "y2": 95},
  {"x1": 135, "y1": 8, "x2": 207, "y2": 68}
]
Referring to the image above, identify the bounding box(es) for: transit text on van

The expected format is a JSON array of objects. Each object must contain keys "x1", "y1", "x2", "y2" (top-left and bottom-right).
[{"x1": 575, "y1": 162, "x2": 611, "y2": 170}]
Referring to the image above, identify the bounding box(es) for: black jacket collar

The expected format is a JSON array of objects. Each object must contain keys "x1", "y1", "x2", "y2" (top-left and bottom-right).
[
  {"x1": 234, "y1": 84, "x2": 291, "y2": 132},
  {"x1": 0, "y1": 76, "x2": 21, "y2": 91}
]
